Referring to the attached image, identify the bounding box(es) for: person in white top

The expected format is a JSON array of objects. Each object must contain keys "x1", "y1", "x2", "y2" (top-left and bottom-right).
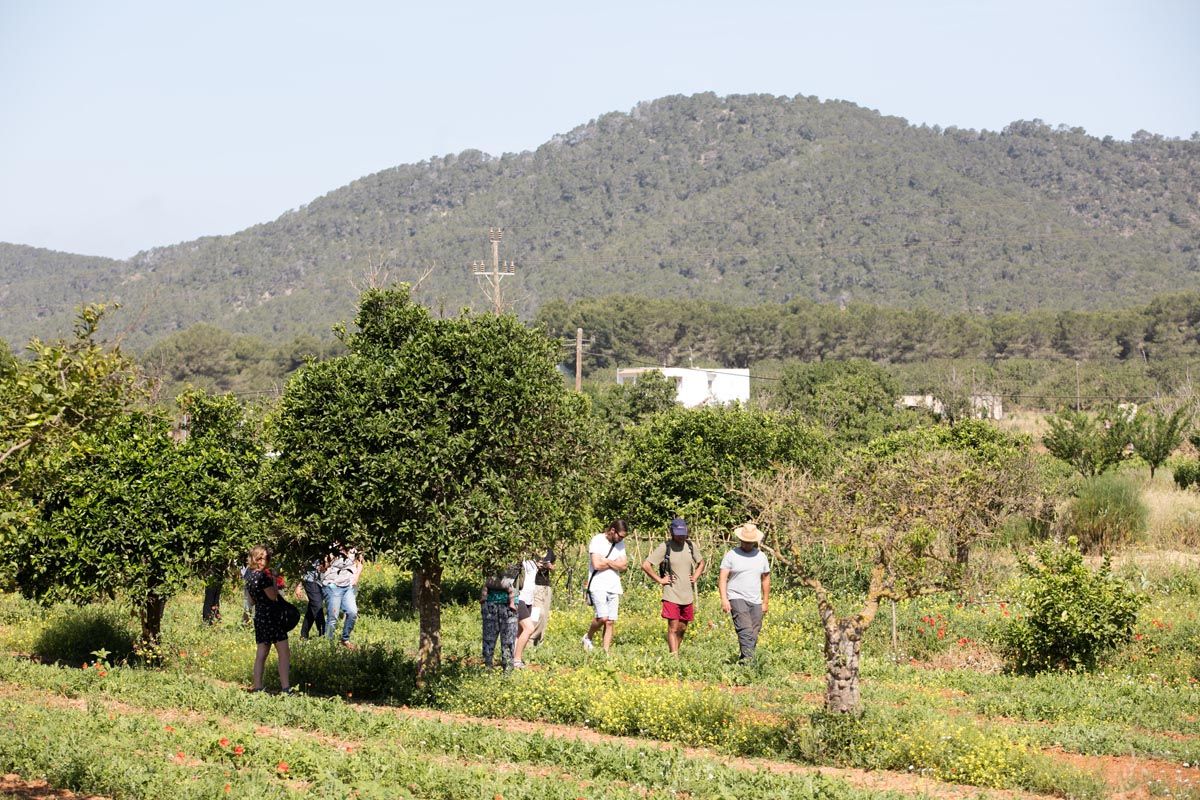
[
  {"x1": 718, "y1": 522, "x2": 771, "y2": 663},
  {"x1": 511, "y1": 556, "x2": 541, "y2": 668},
  {"x1": 582, "y1": 519, "x2": 628, "y2": 654}
]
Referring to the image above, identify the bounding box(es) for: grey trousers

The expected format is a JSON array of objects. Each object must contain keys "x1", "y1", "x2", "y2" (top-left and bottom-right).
[
  {"x1": 481, "y1": 602, "x2": 517, "y2": 668},
  {"x1": 729, "y1": 599, "x2": 764, "y2": 662}
]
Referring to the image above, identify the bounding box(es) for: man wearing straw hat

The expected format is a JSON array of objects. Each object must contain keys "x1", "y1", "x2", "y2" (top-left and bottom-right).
[{"x1": 718, "y1": 522, "x2": 771, "y2": 663}]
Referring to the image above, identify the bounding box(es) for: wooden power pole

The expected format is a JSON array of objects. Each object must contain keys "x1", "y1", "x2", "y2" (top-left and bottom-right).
[
  {"x1": 471, "y1": 227, "x2": 515, "y2": 314},
  {"x1": 575, "y1": 327, "x2": 584, "y2": 392}
]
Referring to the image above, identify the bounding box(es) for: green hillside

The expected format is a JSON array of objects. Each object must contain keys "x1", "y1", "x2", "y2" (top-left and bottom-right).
[{"x1": 3, "y1": 92, "x2": 1198, "y2": 349}]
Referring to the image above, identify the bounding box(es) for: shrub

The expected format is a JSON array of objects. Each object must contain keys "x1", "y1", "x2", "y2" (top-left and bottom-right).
[
  {"x1": 1058, "y1": 473, "x2": 1147, "y2": 554},
  {"x1": 1174, "y1": 459, "x2": 1200, "y2": 490},
  {"x1": 1000, "y1": 539, "x2": 1144, "y2": 673},
  {"x1": 32, "y1": 604, "x2": 137, "y2": 667}
]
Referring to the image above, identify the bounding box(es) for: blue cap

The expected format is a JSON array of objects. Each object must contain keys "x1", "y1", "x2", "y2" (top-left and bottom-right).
[{"x1": 669, "y1": 518, "x2": 688, "y2": 537}]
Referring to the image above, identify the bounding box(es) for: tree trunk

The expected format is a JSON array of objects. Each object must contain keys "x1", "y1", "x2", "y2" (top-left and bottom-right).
[
  {"x1": 414, "y1": 558, "x2": 443, "y2": 682},
  {"x1": 823, "y1": 618, "x2": 864, "y2": 714},
  {"x1": 955, "y1": 535, "x2": 970, "y2": 569},
  {"x1": 138, "y1": 594, "x2": 167, "y2": 660}
]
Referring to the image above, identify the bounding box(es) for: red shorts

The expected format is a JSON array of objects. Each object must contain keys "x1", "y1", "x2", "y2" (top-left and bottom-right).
[{"x1": 661, "y1": 601, "x2": 694, "y2": 622}]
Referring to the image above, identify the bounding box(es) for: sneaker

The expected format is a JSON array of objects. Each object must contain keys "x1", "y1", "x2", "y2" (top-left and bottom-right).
[
  {"x1": 512, "y1": 660, "x2": 525, "y2": 669},
  {"x1": 581, "y1": 636, "x2": 594, "y2": 652}
]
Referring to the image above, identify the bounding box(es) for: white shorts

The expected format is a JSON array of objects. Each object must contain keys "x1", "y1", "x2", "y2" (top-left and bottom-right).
[{"x1": 589, "y1": 590, "x2": 620, "y2": 621}]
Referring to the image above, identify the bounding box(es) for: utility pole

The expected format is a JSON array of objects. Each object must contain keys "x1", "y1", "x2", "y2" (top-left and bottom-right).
[
  {"x1": 471, "y1": 227, "x2": 515, "y2": 314},
  {"x1": 1080, "y1": 362, "x2": 1089, "y2": 412},
  {"x1": 575, "y1": 327, "x2": 584, "y2": 392}
]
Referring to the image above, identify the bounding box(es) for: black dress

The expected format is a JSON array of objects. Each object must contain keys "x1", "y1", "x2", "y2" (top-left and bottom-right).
[{"x1": 248, "y1": 569, "x2": 287, "y2": 645}]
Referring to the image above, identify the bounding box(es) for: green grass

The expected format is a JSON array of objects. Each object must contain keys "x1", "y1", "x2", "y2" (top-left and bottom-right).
[{"x1": 0, "y1": 553, "x2": 1196, "y2": 799}]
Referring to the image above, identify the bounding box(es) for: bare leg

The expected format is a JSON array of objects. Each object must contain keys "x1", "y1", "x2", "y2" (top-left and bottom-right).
[
  {"x1": 514, "y1": 618, "x2": 536, "y2": 664},
  {"x1": 676, "y1": 619, "x2": 689, "y2": 650},
  {"x1": 601, "y1": 620, "x2": 615, "y2": 653},
  {"x1": 585, "y1": 617, "x2": 604, "y2": 643},
  {"x1": 274, "y1": 640, "x2": 291, "y2": 690},
  {"x1": 666, "y1": 619, "x2": 681, "y2": 653},
  {"x1": 252, "y1": 642, "x2": 270, "y2": 690}
]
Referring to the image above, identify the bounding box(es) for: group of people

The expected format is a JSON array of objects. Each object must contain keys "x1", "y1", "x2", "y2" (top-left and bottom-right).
[
  {"x1": 482, "y1": 517, "x2": 771, "y2": 670},
  {"x1": 241, "y1": 541, "x2": 363, "y2": 693},
  {"x1": 480, "y1": 549, "x2": 556, "y2": 669},
  {"x1": 234, "y1": 520, "x2": 768, "y2": 691}
]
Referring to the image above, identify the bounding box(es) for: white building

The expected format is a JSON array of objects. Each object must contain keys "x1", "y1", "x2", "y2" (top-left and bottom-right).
[
  {"x1": 615, "y1": 367, "x2": 751, "y2": 408},
  {"x1": 897, "y1": 393, "x2": 1004, "y2": 420}
]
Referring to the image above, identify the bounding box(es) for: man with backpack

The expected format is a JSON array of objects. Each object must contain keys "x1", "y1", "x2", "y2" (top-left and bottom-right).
[{"x1": 641, "y1": 517, "x2": 705, "y2": 655}]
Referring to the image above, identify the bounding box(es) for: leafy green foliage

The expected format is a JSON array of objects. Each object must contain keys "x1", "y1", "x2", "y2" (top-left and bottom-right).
[
  {"x1": 1130, "y1": 404, "x2": 1193, "y2": 478},
  {"x1": 2, "y1": 390, "x2": 264, "y2": 647},
  {"x1": 586, "y1": 368, "x2": 677, "y2": 430},
  {"x1": 0, "y1": 304, "x2": 143, "y2": 489},
  {"x1": 1042, "y1": 408, "x2": 1132, "y2": 477},
  {"x1": 1173, "y1": 459, "x2": 1200, "y2": 491},
  {"x1": 1000, "y1": 539, "x2": 1145, "y2": 673},
  {"x1": 600, "y1": 404, "x2": 830, "y2": 532},
  {"x1": 270, "y1": 286, "x2": 602, "y2": 670},
  {"x1": 31, "y1": 604, "x2": 137, "y2": 667},
  {"x1": 1059, "y1": 473, "x2": 1148, "y2": 554},
  {"x1": 140, "y1": 323, "x2": 345, "y2": 400},
  {"x1": 773, "y1": 359, "x2": 909, "y2": 441},
  {"x1": 273, "y1": 285, "x2": 601, "y2": 566}
]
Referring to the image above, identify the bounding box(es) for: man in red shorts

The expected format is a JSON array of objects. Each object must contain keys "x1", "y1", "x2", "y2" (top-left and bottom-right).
[{"x1": 641, "y1": 517, "x2": 706, "y2": 655}]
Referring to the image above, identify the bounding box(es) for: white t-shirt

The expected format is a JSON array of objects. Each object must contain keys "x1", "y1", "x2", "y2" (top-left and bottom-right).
[
  {"x1": 518, "y1": 559, "x2": 538, "y2": 605},
  {"x1": 720, "y1": 547, "x2": 770, "y2": 604},
  {"x1": 587, "y1": 533, "x2": 627, "y2": 595}
]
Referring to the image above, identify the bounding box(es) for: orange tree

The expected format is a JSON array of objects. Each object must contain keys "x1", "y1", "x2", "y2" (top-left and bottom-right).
[
  {"x1": 744, "y1": 420, "x2": 1042, "y2": 714},
  {"x1": 269, "y1": 287, "x2": 600, "y2": 677},
  {"x1": 4, "y1": 388, "x2": 263, "y2": 652}
]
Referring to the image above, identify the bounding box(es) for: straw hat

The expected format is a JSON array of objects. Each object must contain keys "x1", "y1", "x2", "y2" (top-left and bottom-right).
[{"x1": 733, "y1": 522, "x2": 762, "y2": 544}]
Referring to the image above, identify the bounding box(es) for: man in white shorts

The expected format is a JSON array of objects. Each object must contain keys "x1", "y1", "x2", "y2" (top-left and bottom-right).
[{"x1": 582, "y1": 519, "x2": 628, "y2": 653}]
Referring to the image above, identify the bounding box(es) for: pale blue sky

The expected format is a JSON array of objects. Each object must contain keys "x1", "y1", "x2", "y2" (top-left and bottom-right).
[{"x1": 1, "y1": 0, "x2": 1197, "y2": 259}]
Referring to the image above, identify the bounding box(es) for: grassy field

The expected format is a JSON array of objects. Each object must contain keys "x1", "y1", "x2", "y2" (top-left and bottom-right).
[{"x1": 0, "y1": 516, "x2": 1197, "y2": 800}]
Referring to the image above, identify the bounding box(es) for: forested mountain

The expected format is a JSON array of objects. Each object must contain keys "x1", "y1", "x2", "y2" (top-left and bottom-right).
[{"x1": 3, "y1": 93, "x2": 1198, "y2": 349}]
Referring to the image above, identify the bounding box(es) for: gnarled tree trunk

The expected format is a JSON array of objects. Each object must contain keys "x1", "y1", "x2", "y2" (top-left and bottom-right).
[
  {"x1": 823, "y1": 617, "x2": 864, "y2": 714},
  {"x1": 812, "y1": 565, "x2": 891, "y2": 715},
  {"x1": 414, "y1": 558, "x2": 443, "y2": 683}
]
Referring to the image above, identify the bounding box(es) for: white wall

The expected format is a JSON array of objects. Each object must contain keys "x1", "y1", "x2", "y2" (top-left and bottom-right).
[{"x1": 616, "y1": 367, "x2": 750, "y2": 408}]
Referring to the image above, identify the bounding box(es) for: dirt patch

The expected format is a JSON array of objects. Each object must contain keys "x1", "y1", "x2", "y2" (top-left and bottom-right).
[
  {"x1": 0, "y1": 774, "x2": 107, "y2": 800},
  {"x1": 919, "y1": 645, "x2": 1005, "y2": 674}
]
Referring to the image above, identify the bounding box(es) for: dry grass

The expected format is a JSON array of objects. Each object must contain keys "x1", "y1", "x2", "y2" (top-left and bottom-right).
[
  {"x1": 995, "y1": 409, "x2": 1051, "y2": 449},
  {"x1": 1143, "y1": 472, "x2": 1200, "y2": 550}
]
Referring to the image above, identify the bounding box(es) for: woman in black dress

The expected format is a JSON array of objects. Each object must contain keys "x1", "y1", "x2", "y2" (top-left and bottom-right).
[{"x1": 246, "y1": 545, "x2": 291, "y2": 692}]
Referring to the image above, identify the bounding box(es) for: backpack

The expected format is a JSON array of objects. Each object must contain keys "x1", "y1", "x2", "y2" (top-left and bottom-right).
[
  {"x1": 659, "y1": 539, "x2": 698, "y2": 579},
  {"x1": 271, "y1": 598, "x2": 301, "y2": 634}
]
